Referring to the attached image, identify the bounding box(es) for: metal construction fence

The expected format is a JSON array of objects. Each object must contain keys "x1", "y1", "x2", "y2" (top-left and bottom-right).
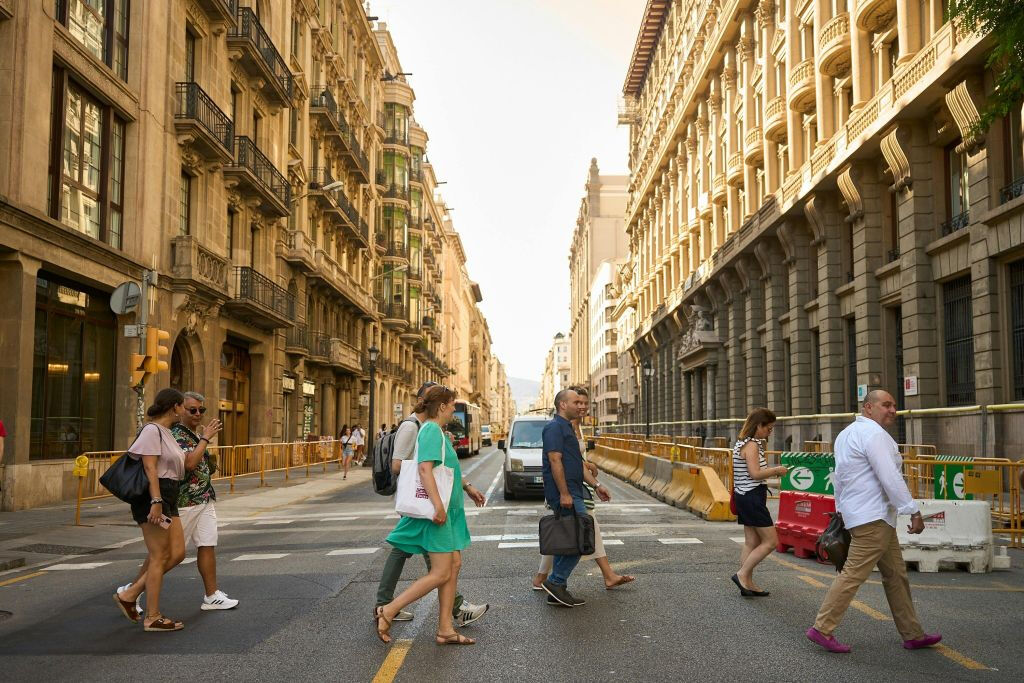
[
  {"x1": 74, "y1": 439, "x2": 343, "y2": 524},
  {"x1": 594, "y1": 434, "x2": 1024, "y2": 548},
  {"x1": 592, "y1": 404, "x2": 1024, "y2": 459}
]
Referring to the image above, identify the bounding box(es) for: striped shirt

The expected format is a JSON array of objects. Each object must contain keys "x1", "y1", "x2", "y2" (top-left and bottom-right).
[{"x1": 732, "y1": 437, "x2": 767, "y2": 493}]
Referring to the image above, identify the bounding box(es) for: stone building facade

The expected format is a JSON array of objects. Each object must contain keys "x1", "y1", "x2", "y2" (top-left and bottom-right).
[
  {"x1": 613, "y1": 0, "x2": 1024, "y2": 455},
  {"x1": 0, "y1": 1, "x2": 506, "y2": 509}
]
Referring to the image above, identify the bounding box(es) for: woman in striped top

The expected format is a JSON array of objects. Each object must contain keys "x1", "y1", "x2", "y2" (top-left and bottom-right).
[{"x1": 731, "y1": 408, "x2": 787, "y2": 597}]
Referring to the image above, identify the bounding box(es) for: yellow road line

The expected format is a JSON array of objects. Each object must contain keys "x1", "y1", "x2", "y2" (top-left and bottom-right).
[
  {"x1": 935, "y1": 644, "x2": 989, "y2": 670},
  {"x1": 372, "y1": 638, "x2": 413, "y2": 683},
  {"x1": 771, "y1": 554, "x2": 1024, "y2": 592},
  {"x1": 797, "y1": 575, "x2": 888, "y2": 621},
  {"x1": 0, "y1": 571, "x2": 45, "y2": 587}
]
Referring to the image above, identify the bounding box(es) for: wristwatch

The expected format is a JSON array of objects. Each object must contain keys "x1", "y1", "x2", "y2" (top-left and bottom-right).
[
  {"x1": 911, "y1": 511, "x2": 922, "y2": 518},
  {"x1": 150, "y1": 498, "x2": 163, "y2": 505}
]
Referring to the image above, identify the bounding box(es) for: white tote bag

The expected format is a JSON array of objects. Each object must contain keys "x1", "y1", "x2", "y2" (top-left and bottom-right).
[{"x1": 394, "y1": 440, "x2": 454, "y2": 519}]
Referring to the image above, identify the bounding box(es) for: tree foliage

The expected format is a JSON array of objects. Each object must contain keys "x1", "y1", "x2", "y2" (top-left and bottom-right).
[{"x1": 948, "y1": 1, "x2": 1024, "y2": 134}]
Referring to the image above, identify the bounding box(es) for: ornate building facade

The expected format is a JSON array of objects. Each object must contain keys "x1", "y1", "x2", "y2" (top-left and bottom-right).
[
  {"x1": 0, "y1": 1, "x2": 506, "y2": 509},
  {"x1": 614, "y1": 0, "x2": 1024, "y2": 454}
]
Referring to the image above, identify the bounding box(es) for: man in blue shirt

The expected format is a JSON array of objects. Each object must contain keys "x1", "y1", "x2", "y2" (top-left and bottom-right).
[{"x1": 540, "y1": 388, "x2": 588, "y2": 607}]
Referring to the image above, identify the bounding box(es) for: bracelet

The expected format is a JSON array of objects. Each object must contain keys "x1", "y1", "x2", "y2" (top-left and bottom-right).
[
  {"x1": 150, "y1": 498, "x2": 163, "y2": 505},
  {"x1": 199, "y1": 436, "x2": 210, "y2": 443}
]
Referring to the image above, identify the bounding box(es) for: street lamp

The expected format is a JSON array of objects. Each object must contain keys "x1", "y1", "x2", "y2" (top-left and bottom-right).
[
  {"x1": 290, "y1": 180, "x2": 344, "y2": 204},
  {"x1": 642, "y1": 359, "x2": 654, "y2": 439},
  {"x1": 367, "y1": 344, "x2": 379, "y2": 462}
]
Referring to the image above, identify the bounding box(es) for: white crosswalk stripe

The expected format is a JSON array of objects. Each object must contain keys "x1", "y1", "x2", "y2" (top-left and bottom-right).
[
  {"x1": 730, "y1": 537, "x2": 747, "y2": 543},
  {"x1": 327, "y1": 548, "x2": 380, "y2": 556},
  {"x1": 254, "y1": 520, "x2": 295, "y2": 525},
  {"x1": 43, "y1": 562, "x2": 111, "y2": 570},
  {"x1": 658, "y1": 538, "x2": 703, "y2": 544},
  {"x1": 498, "y1": 542, "x2": 538, "y2": 548},
  {"x1": 233, "y1": 553, "x2": 290, "y2": 561}
]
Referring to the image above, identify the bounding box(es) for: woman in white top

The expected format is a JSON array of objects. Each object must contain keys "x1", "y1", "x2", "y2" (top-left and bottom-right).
[
  {"x1": 114, "y1": 388, "x2": 211, "y2": 631},
  {"x1": 731, "y1": 407, "x2": 787, "y2": 597}
]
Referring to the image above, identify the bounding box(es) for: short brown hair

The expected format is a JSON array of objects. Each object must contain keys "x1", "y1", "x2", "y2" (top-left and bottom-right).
[
  {"x1": 738, "y1": 407, "x2": 776, "y2": 440},
  {"x1": 413, "y1": 385, "x2": 456, "y2": 417},
  {"x1": 567, "y1": 384, "x2": 589, "y2": 397}
]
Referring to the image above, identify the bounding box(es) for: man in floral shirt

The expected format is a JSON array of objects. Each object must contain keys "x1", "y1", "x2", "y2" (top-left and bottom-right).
[{"x1": 170, "y1": 391, "x2": 238, "y2": 610}]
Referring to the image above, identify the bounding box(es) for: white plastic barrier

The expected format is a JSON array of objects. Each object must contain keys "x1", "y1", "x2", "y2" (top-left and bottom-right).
[{"x1": 896, "y1": 499, "x2": 1010, "y2": 573}]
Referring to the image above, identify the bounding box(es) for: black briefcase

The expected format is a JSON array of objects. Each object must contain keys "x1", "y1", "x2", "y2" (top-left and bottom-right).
[{"x1": 538, "y1": 507, "x2": 596, "y2": 556}]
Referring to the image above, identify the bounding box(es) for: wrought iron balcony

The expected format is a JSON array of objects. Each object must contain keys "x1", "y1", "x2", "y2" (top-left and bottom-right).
[
  {"x1": 174, "y1": 82, "x2": 233, "y2": 162},
  {"x1": 375, "y1": 169, "x2": 387, "y2": 187},
  {"x1": 410, "y1": 167, "x2": 423, "y2": 184},
  {"x1": 285, "y1": 323, "x2": 310, "y2": 356},
  {"x1": 308, "y1": 167, "x2": 338, "y2": 210},
  {"x1": 384, "y1": 183, "x2": 409, "y2": 201},
  {"x1": 379, "y1": 300, "x2": 409, "y2": 330},
  {"x1": 374, "y1": 231, "x2": 388, "y2": 253},
  {"x1": 887, "y1": 247, "x2": 900, "y2": 263},
  {"x1": 223, "y1": 136, "x2": 290, "y2": 217},
  {"x1": 407, "y1": 260, "x2": 423, "y2": 281},
  {"x1": 309, "y1": 85, "x2": 340, "y2": 133},
  {"x1": 227, "y1": 5, "x2": 292, "y2": 105},
  {"x1": 196, "y1": 0, "x2": 235, "y2": 25},
  {"x1": 341, "y1": 131, "x2": 369, "y2": 182},
  {"x1": 940, "y1": 210, "x2": 970, "y2": 237},
  {"x1": 384, "y1": 239, "x2": 409, "y2": 261},
  {"x1": 170, "y1": 235, "x2": 229, "y2": 298},
  {"x1": 223, "y1": 266, "x2": 296, "y2": 329},
  {"x1": 307, "y1": 330, "x2": 331, "y2": 363},
  {"x1": 1000, "y1": 177, "x2": 1024, "y2": 204}
]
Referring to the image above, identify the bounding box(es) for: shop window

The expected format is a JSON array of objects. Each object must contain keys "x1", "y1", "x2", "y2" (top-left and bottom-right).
[
  {"x1": 30, "y1": 273, "x2": 115, "y2": 460},
  {"x1": 49, "y1": 70, "x2": 126, "y2": 249},
  {"x1": 55, "y1": 0, "x2": 130, "y2": 81}
]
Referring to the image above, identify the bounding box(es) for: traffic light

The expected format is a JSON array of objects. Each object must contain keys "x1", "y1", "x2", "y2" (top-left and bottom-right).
[
  {"x1": 130, "y1": 352, "x2": 148, "y2": 386},
  {"x1": 145, "y1": 326, "x2": 171, "y2": 375}
]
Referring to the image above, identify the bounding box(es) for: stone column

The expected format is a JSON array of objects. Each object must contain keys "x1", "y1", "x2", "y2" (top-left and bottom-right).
[
  {"x1": 757, "y1": 239, "x2": 787, "y2": 414},
  {"x1": 738, "y1": 256, "x2": 767, "y2": 408},
  {"x1": 851, "y1": 163, "x2": 886, "y2": 397},
  {"x1": 780, "y1": 221, "x2": 815, "y2": 414},
  {"x1": 806, "y1": 191, "x2": 847, "y2": 414}
]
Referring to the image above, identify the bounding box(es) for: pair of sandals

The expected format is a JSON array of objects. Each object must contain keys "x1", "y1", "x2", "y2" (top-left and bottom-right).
[
  {"x1": 374, "y1": 606, "x2": 475, "y2": 646},
  {"x1": 113, "y1": 591, "x2": 184, "y2": 632}
]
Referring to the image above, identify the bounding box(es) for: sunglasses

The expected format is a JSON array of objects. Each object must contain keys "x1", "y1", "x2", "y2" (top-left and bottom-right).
[{"x1": 186, "y1": 407, "x2": 207, "y2": 415}]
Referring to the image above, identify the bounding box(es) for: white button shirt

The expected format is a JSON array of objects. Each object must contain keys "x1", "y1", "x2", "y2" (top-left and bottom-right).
[{"x1": 833, "y1": 415, "x2": 919, "y2": 529}]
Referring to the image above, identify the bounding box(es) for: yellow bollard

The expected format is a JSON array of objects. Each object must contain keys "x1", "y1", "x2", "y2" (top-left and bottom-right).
[
  {"x1": 259, "y1": 445, "x2": 266, "y2": 487},
  {"x1": 305, "y1": 442, "x2": 310, "y2": 478},
  {"x1": 284, "y1": 443, "x2": 290, "y2": 480},
  {"x1": 72, "y1": 455, "x2": 89, "y2": 526}
]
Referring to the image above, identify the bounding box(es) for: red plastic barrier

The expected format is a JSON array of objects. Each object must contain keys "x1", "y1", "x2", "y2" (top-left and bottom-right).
[{"x1": 775, "y1": 491, "x2": 835, "y2": 561}]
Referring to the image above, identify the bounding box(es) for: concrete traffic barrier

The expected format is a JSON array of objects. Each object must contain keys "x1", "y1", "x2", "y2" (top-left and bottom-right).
[
  {"x1": 897, "y1": 499, "x2": 1010, "y2": 572},
  {"x1": 685, "y1": 464, "x2": 735, "y2": 521},
  {"x1": 663, "y1": 464, "x2": 698, "y2": 509},
  {"x1": 775, "y1": 491, "x2": 835, "y2": 560},
  {"x1": 626, "y1": 452, "x2": 645, "y2": 484},
  {"x1": 651, "y1": 457, "x2": 676, "y2": 500},
  {"x1": 637, "y1": 455, "x2": 661, "y2": 492}
]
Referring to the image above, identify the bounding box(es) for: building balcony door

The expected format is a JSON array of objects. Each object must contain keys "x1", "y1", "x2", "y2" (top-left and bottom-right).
[{"x1": 219, "y1": 342, "x2": 251, "y2": 446}]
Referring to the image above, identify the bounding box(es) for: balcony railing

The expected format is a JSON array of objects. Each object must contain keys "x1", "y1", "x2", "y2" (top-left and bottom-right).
[
  {"x1": 940, "y1": 209, "x2": 970, "y2": 237},
  {"x1": 374, "y1": 231, "x2": 388, "y2": 251},
  {"x1": 231, "y1": 135, "x2": 290, "y2": 210},
  {"x1": 308, "y1": 330, "x2": 331, "y2": 360},
  {"x1": 228, "y1": 266, "x2": 296, "y2": 326},
  {"x1": 379, "y1": 300, "x2": 409, "y2": 322},
  {"x1": 309, "y1": 167, "x2": 337, "y2": 208},
  {"x1": 384, "y1": 183, "x2": 409, "y2": 200},
  {"x1": 309, "y1": 84, "x2": 339, "y2": 130},
  {"x1": 170, "y1": 235, "x2": 229, "y2": 295},
  {"x1": 174, "y1": 82, "x2": 233, "y2": 157},
  {"x1": 375, "y1": 169, "x2": 387, "y2": 186},
  {"x1": 285, "y1": 324, "x2": 310, "y2": 354},
  {"x1": 408, "y1": 260, "x2": 423, "y2": 280},
  {"x1": 385, "y1": 240, "x2": 408, "y2": 260},
  {"x1": 887, "y1": 247, "x2": 900, "y2": 263},
  {"x1": 227, "y1": 5, "x2": 292, "y2": 103},
  {"x1": 1000, "y1": 177, "x2": 1024, "y2": 204}
]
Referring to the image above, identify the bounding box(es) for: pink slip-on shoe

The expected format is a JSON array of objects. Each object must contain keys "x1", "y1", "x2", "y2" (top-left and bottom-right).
[
  {"x1": 903, "y1": 633, "x2": 942, "y2": 650},
  {"x1": 806, "y1": 627, "x2": 852, "y2": 653}
]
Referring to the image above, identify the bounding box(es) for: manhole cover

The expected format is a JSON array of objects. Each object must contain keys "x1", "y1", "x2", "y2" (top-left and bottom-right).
[
  {"x1": 0, "y1": 611, "x2": 12, "y2": 622},
  {"x1": 13, "y1": 544, "x2": 104, "y2": 555}
]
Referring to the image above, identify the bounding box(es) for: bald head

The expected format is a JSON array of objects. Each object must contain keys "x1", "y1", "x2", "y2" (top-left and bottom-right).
[{"x1": 862, "y1": 389, "x2": 897, "y2": 427}]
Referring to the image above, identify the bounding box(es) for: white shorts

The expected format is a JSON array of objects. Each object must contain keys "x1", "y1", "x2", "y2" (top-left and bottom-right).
[{"x1": 179, "y1": 501, "x2": 218, "y2": 547}]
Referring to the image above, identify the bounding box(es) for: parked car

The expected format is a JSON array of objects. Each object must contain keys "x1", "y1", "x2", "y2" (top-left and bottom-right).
[
  {"x1": 500, "y1": 415, "x2": 549, "y2": 500},
  {"x1": 481, "y1": 424, "x2": 492, "y2": 446}
]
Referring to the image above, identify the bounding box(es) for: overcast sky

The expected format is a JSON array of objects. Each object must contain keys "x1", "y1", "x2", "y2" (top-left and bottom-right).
[{"x1": 369, "y1": 0, "x2": 642, "y2": 381}]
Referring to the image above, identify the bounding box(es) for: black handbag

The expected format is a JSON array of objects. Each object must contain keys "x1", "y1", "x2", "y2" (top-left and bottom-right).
[
  {"x1": 538, "y1": 506, "x2": 596, "y2": 556},
  {"x1": 816, "y1": 512, "x2": 852, "y2": 572},
  {"x1": 99, "y1": 424, "x2": 160, "y2": 504}
]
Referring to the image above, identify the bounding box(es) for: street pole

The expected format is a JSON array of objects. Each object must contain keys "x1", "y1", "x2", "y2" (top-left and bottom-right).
[
  {"x1": 643, "y1": 359, "x2": 653, "y2": 440},
  {"x1": 366, "y1": 344, "x2": 379, "y2": 464},
  {"x1": 133, "y1": 270, "x2": 153, "y2": 433}
]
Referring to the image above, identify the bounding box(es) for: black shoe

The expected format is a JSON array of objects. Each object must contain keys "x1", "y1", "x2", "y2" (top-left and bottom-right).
[
  {"x1": 546, "y1": 595, "x2": 572, "y2": 608},
  {"x1": 541, "y1": 580, "x2": 575, "y2": 607},
  {"x1": 570, "y1": 595, "x2": 586, "y2": 606},
  {"x1": 731, "y1": 574, "x2": 754, "y2": 597}
]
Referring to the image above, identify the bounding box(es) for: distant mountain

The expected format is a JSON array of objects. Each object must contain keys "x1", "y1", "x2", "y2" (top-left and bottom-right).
[{"x1": 508, "y1": 376, "x2": 540, "y2": 413}]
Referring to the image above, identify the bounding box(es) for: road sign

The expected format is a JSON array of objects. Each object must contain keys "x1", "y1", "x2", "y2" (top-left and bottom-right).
[
  {"x1": 110, "y1": 281, "x2": 142, "y2": 315},
  {"x1": 780, "y1": 453, "x2": 836, "y2": 494},
  {"x1": 789, "y1": 466, "x2": 814, "y2": 491},
  {"x1": 933, "y1": 457, "x2": 974, "y2": 500}
]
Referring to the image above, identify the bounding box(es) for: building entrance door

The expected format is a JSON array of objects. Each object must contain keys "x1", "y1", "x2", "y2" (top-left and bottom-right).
[{"x1": 219, "y1": 342, "x2": 251, "y2": 446}]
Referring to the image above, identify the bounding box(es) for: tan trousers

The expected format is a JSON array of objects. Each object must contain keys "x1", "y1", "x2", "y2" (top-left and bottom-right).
[{"x1": 813, "y1": 519, "x2": 924, "y2": 641}]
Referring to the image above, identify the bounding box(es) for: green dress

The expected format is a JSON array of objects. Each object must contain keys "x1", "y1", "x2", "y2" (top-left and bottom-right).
[{"x1": 386, "y1": 421, "x2": 471, "y2": 554}]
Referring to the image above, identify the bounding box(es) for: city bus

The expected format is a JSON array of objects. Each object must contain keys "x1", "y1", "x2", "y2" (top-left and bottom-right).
[{"x1": 448, "y1": 400, "x2": 481, "y2": 457}]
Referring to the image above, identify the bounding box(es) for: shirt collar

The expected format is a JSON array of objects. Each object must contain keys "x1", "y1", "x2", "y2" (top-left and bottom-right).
[{"x1": 553, "y1": 414, "x2": 570, "y2": 427}]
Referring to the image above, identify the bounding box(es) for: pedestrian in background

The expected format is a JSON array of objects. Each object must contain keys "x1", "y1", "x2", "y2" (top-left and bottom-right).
[
  {"x1": 538, "y1": 388, "x2": 589, "y2": 607},
  {"x1": 375, "y1": 385, "x2": 485, "y2": 645},
  {"x1": 373, "y1": 381, "x2": 489, "y2": 627},
  {"x1": 533, "y1": 386, "x2": 632, "y2": 592},
  {"x1": 731, "y1": 407, "x2": 786, "y2": 597},
  {"x1": 118, "y1": 392, "x2": 236, "y2": 614},
  {"x1": 113, "y1": 388, "x2": 204, "y2": 632},
  {"x1": 340, "y1": 425, "x2": 354, "y2": 479},
  {"x1": 0, "y1": 418, "x2": 6, "y2": 462},
  {"x1": 807, "y1": 390, "x2": 941, "y2": 653},
  {"x1": 353, "y1": 424, "x2": 366, "y2": 465}
]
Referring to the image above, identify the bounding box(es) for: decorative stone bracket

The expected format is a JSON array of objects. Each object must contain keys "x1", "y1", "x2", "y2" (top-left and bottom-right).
[
  {"x1": 880, "y1": 125, "x2": 912, "y2": 191},
  {"x1": 945, "y1": 77, "x2": 986, "y2": 155},
  {"x1": 837, "y1": 163, "x2": 865, "y2": 222}
]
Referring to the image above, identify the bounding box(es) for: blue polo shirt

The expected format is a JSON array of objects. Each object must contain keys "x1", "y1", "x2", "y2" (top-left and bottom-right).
[{"x1": 542, "y1": 414, "x2": 585, "y2": 506}]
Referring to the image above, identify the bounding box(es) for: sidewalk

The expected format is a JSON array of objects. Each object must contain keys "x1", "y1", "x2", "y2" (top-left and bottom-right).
[{"x1": 0, "y1": 465, "x2": 372, "y2": 576}]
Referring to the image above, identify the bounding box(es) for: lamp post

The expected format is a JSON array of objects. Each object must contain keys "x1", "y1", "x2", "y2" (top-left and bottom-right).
[
  {"x1": 367, "y1": 344, "x2": 379, "y2": 462},
  {"x1": 643, "y1": 359, "x2": 654, "y2": 439}
]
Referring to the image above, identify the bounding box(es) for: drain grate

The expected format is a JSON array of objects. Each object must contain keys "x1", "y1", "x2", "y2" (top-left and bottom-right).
[{"x1": 13, "y1": 543, "x2": 105, "y2": 555}]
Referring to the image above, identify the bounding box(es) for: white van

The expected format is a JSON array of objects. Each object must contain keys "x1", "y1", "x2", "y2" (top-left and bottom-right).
[{"x1": 499, "y1": 415, "x2": 550, "y2": 500}]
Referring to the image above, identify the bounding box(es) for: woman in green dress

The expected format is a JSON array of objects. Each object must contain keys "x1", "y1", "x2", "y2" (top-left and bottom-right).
[{"x1": 375, "y1": 385, "x2": 486, "y2": 645}]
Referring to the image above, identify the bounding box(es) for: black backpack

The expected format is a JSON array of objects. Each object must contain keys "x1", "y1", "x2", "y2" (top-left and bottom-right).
[{"x1": 372, "y1": 417, "x2": 419, "y2": 495}]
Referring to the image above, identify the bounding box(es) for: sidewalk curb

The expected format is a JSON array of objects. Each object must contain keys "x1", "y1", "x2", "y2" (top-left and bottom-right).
[{"x1": 0, "y1": 555, "x2": 26, "y2": 571}]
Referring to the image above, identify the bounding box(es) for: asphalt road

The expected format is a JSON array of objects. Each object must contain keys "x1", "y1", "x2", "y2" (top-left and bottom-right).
[{"x1": 0, "y1": 445, "x2": 1021, "y2": 681}]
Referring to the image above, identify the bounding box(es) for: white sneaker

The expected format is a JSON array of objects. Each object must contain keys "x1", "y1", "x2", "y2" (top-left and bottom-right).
[
  {"x1": 201, "y1": 590, "x2": 239, "y2": 610},
  {"x1": 117, "y1": 583, "x2": 144, "y2": 617},
  {"x1": 454, "y1": 600, "x2": 489, "y2": 627}
]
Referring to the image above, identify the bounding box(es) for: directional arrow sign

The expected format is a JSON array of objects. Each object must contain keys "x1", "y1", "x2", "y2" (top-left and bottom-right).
[{"x1": 790, "y1": 466, "x2": 814, "y2": 491}]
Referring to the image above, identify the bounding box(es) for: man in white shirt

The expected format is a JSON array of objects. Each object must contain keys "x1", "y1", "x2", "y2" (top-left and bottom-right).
[
  {"x1": 807, "y1": 390, "x2": 941, "y2": 653},
  {"x1": 372, "y1": 382, "x2": 490, "y2": 627},
  {"x1": 351, "y1": 425, "x2": 365, "y2": 464}
]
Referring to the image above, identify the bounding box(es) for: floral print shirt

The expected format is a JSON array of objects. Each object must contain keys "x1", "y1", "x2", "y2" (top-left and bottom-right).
[{"x1": 171, "y1": 422, "x2": 216, "y2": 507}]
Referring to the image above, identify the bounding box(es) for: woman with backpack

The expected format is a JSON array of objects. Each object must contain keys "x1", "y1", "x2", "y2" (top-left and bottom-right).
[
  {"x1": 113, "y1": 388, "x2": 218, "y2": 631},
  {"x1": 340, "y1": 425, "x2": 354, "y2": 479}
]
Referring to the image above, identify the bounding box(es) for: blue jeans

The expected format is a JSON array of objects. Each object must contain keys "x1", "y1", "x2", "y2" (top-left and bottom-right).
[{"x1": 548, "y1": 496, "x2": 587, "y2": 587}]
